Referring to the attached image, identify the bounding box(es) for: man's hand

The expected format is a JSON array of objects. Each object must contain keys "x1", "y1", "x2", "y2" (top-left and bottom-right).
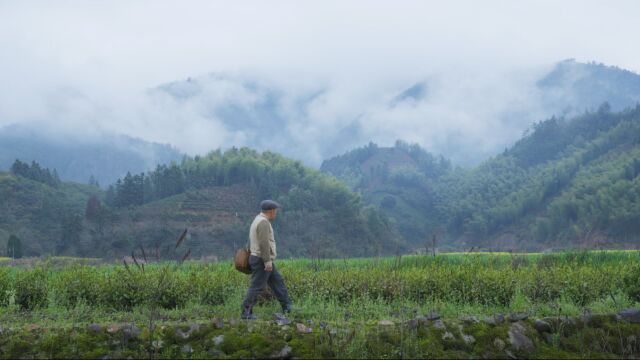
[{"x1": 264, "y1": 261, "x2": 273, "y2": 272}]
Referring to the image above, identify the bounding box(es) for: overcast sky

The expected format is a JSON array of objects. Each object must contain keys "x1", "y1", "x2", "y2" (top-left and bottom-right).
[{"x1": 1, "y1": 0, "x2": 639, "y2": 164}]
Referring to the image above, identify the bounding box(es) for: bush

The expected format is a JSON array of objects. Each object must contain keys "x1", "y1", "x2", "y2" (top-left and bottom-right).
[
  {"x1": 50, "y1": 265, "x2": 101, "y2": 307},
  {"x1": 98, "y1": 267, "x2": 153, "y2": 310},
  {"x1": 14, "y1": 267, "x2": 48, "y2": 310},
  {"x1": 0, "y1": 268, "x2": 11, "y2": 306}
]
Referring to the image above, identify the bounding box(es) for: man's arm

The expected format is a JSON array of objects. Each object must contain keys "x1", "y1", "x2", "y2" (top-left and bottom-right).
[{"x1": 256, "y1": 220, "x2": 273, "y2": 270}]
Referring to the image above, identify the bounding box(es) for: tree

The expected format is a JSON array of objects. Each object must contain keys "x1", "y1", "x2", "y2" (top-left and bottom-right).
[
  {"x1": 57, "y1": 214, "x2": 83, "y2": 254},
  {"x1": 85, "y1": 195, "x2": 102, "y2": 221},
  {"x1": 88, "y1": 175, "x2": 100, "y2": 188},
  {"x1": 7, "y1": 235, "x2": 23, "y2": 259}
]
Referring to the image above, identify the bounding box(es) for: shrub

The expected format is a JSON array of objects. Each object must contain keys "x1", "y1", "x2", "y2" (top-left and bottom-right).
[{"x1": 14, "y1": 267, "x2": 48, "y2": 310}]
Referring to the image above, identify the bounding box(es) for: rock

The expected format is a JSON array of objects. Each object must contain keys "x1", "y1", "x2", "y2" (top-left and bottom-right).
[
  {"x1": 152, "y1": 339, "x2": 164, "y2": 350},
  {"x1": 459, "y1": 315, "x2": 479, "y2": 323},
  {"x1": 425, "y1": 311, "x2": 441, "y2": 321},
  {"x1": 378, "y1": 320, "x2": 395, "y2": 326},
  {"x1": 296, "y1": 323, "x2": 312, "y2": 334},
  {"x1": 505, "y1": 350, "x2": 517, "y2": 359},
  {"x1": 432, "y1": 319, "x2": 446, "y2": 330},
  {"x1": 493, "y1": 338, "x2": 505, "y2": 351},
  {"x1": 281, "y1": 325, "x2": 290, "y2": 331},
  {"x1": 274, "y1": 313, "x2": 291, "y2": 326},
  {"x1": 88, "y1": 324, "x2": 103, "y2": 333},
  {"x1": 208, "y1": 349, "x2": 224, "y2": 357},
  {"x1": 122, "y1": 324, "x2": 141, "y2": 340},
  {"x1": 272, "y1": 345, "x2": 293, "y2": 359},
  {"x1": 212, "y1": 317, "x2": 224, "y2": 329},
  {"x1": 543, "y1": 333, "x2": 554, "y2": 344},
  {"x1": 508, "y1": 322, "x2": 534, "y2": 352},
  {"x1": 534, "y1": 319, "x2": 552, "y2": 333},
  {"x1": 484, "y1": 316, "x2": 497, "y2": 326},
  {"x1": 508, "y1": 313, "x2": 529, "y2": 322},
  {"x1": 462, "y1": 333, "x2": 476, "y2": 345},
  {"x1": 442, "y1": 331, "x2": 454, "y2": 341},
  {"x1": 175, "y1": 325, "x2": 199, "y2": 340},
  {"x1": 618, "y1": 308, "x2": 640, "y2": 323},
  {"x1": 541, "y1": 316, "x2": 578, "y2": 336},
  {"x1": 107, "y1": 324, "x2": 120, "y2": 334},
  {"x1": 415, "y1": 316, "x2": 429, "y2": 325},
  {"x1": 484, "y1": 314, "x2": 505, "y2": 326},
  {"x1": 457, "y1": 325, "x2": 475, "y2": 344},
  {"x1": 181, "y1": 344, "x2": 193, "y2": 353},
  {"x1": 175, "y1": 329, "x2": 189, "y2": 340},
  {"x1": 405, "y1": 319, "x2": 418, "y2": 329},
  {"x1": 213, "y1": 335, "x2": 225, "y2": 347},
  {"x1": 320, "y1": 321, "x2": 327, "y2": 329}
]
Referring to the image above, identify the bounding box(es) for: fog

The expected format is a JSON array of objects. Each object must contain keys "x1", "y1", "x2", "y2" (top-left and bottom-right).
[{"x1": 1, "y1": 0, "x2": 639, "y2": 165}]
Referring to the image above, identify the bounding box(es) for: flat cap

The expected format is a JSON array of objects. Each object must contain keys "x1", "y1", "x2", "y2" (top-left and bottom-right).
[{"x1": 260, "y1": 200, "x2": 281, "y2": 211}]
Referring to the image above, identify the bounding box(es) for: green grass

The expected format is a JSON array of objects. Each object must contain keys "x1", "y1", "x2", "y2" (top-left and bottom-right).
[
  {"x1": 0, "y1": 250, "x2": 637, "y2": 325},
  {"x1": 0, "y1": 251, "x2": 638, "y2": 358}
]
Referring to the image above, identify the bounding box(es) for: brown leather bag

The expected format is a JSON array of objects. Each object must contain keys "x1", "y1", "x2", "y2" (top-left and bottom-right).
[{"x1": 234, "y1": 246, "x2": 251, "y2": 274}]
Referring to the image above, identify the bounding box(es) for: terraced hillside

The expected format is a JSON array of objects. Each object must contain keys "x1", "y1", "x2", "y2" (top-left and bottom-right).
[{"x1": 1, "y1": 148, "x2": 402, "y2": 259}]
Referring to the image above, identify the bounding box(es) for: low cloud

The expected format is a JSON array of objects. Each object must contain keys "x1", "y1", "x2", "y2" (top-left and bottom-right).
[{"x1": 1, "y1": 1, "x2": 638, "y2": 166}]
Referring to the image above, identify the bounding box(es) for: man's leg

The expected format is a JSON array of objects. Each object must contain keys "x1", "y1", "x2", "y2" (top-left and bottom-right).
[
  {"x1": 267, "y1": 262, "x2": 292, "y2": 311},
  {"x1": 241, "y1": 256, "x2": 270, "y2": 318}
]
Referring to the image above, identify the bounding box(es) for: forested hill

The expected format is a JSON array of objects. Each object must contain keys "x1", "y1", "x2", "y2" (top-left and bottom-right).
[
  {"x1": 322, "y1": 104, "x2": 640, "y2": 251},
  {"x1": 321, "y1": 141, "x2": 452, "y2": 244},
  {"x1": 0, "y1": 149, "x2": 402, "y2": 259}
]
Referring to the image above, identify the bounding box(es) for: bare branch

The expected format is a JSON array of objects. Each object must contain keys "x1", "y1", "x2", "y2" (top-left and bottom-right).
[
  {"x1": 180, "y1": 248, "x2": 192, "y2": 264},
  {"x1": 175, "y1": 228, "x2": 188, "y2": 249},
  {"x1": 140, "y1": 245, "x2": 148, "y2": 263},
  {"x1": 132, "y1": 251, "x2": 141, "y2": 271}
]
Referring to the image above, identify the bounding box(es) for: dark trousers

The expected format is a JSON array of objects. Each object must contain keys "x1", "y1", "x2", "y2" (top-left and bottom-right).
[{"x1": 241, "y1": 255, "x2": 291, "y2": 311}]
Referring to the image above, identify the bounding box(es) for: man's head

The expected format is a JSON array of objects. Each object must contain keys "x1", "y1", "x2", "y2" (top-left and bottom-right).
[{"x1": 260, "y1": 200, "x2": 281, "y2": 220}]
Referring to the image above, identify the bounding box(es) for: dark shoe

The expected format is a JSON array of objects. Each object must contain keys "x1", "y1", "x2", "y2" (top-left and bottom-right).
[{"x1": 241, "y1": 306, "x2": 257, "y2": 320}]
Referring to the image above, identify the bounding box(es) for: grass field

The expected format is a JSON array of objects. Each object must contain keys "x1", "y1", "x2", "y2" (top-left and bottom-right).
[{"x1": 0, "y1": 251, "x2": 639, "y2": 358}]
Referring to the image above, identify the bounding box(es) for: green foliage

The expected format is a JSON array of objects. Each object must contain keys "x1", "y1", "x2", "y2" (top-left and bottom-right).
[
  {"x1": 622, "y1": 262, "x2": 640, "y2": 301},
  {"x1": 0, "y1": 268, "x2": 10, "y2": 306},
  {"x1": 10, "y1": 159, "x2": 60, "y2": 188},
  {"x1": 324, "y1": 105, "x2": 640, "y2": 248},
  {"x1": 0, "y1": 251, "x2": 637, "y2": 313},
  {"x1": 14, "y1": 267, "x2": 48, "y2": 310},
  {"x1": 1, "y1": 146, "x2": 402, "y2": 258},
  {"x1": 6, "y1": 234, "x2": 22, "y2": 259}
]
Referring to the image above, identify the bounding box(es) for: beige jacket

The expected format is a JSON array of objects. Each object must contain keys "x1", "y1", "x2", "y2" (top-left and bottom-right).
[{"x1": 249, "y1": 213, "x2": 276, "y2": 264}]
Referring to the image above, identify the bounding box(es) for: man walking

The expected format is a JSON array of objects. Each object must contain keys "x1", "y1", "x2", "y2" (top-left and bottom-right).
[{"x1": 241, "y1": 200, "x2": 293, "y2": 320}]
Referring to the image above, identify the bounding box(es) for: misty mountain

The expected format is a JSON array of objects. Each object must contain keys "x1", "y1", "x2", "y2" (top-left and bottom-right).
[
  {"x1": 0, "y1": 124, "x2": 183, "y2": 185},
  {"x1": 151, "y1": 60, "x2": 640, "y2": 167},
  {"x1": 538, "y1": 59, "x2": 640, "y2": 115},
  {"x1": 322, "y1": 105, "x2": 640, "y2": 251}
]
